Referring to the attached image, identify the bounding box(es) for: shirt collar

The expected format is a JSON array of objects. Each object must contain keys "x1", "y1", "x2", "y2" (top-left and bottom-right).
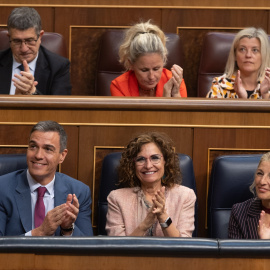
[
  {"x1": 27, "y1": 169, "x2": 55, "y2": 196},
  {"x1": 12, "y1": 52, "x2": 39, "y2": 71}
]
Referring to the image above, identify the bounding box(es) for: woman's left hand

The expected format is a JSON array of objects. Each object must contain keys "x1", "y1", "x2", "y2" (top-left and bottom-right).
[
  {"x1": 163, "y1": 65, "x2": 182, "y2": 97},
  {"x1": 171, "y1": 65, "x2": 183, "y2": 97},
  {"x1": 258, "y1": 210, "x2": 270, "y2": 239},
  {"x1": 152, "y1": 186, "x2": 167, "y2": 220},
  {"x1": 260, "y1": 67, "x2": 270, "y2": 99}
]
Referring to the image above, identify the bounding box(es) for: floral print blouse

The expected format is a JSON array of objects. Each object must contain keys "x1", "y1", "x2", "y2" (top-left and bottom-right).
[{"x1": 206, "y1": 74, "x2": 262, "y2": 99}]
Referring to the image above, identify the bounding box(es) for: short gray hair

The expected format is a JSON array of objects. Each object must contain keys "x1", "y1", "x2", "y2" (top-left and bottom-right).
[
  {"x1": 30, "y1": 121, "x2": 67, "y2": 152},
  {"x1": 8, "y1": 7, "x2": 42, "y2": 36}
]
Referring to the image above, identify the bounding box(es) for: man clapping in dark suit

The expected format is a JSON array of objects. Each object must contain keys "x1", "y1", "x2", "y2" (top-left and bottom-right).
[
  {"x1": 0, "y1": 121, "x2": 93, "y2": 236},
  {"x1": 0, "y1": 7, "x2": 71, "y2": 95}
]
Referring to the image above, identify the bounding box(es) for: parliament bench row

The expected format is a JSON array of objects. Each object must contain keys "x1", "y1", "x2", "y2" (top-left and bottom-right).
[
  {"x1": 0, "y1": 29, "x2": 242, "y2": 97},
  {"x1": 1, "y1": 236, "x2": 270, "y2": 258},
  {"x1": 0, "y1": 152, "x2": 262, "y2": 239}
]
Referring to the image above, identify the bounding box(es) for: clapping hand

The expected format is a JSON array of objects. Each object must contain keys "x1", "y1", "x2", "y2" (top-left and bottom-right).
[
  {"x1": 163, "y1": 65, "x2": 183, "y2": 97},
  {"x1": 258, "y1": 210, "x2": 270, "y2": 239},
  {"x1": 13, "y1": 60, "x2": 38, "y2": 95},
  {"x1": 260, "y1": 67, "x2": 270, "y2": 99},
  {"x1": 234, "y1": 70, "x2": 248, "y2": 98}
]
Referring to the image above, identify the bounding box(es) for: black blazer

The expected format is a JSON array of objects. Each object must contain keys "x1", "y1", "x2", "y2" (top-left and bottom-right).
[{"x1": 0, "y1": 45, "x2": 71, "y2": 95}]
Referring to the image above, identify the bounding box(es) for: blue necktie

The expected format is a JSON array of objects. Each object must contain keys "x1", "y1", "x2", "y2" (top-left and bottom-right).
[{"x1": 17, "y1": 64, "x2": 24, "y2": 71}]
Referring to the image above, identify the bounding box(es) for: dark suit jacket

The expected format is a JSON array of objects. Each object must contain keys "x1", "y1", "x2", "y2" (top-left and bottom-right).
[
  {"x1": 0, "y1": 169, "x2": 93, "y2": 236},
  {"x1": 0, "y1": 45, "x2": 71, "y2": 95},
  {"x1": 228, "y1": 198, "x2": 261, "y2": 239}
]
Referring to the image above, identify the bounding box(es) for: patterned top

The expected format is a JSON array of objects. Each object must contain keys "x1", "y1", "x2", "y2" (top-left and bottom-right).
[
  {"x1": 228, "y1": 198, "x2": 261, "y2": 239},
  {"x1": 206, "y1": 74, "x2": 262, "y2": 99}
]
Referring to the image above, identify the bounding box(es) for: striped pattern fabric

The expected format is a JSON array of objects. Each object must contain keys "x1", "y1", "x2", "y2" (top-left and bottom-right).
[{"x1": 228, "y1": 198, "x2": 261, "y2": 239}]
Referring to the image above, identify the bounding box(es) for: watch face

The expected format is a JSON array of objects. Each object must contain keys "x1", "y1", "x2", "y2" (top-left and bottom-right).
[
  {"x1": 160, "y1": 217, "x2": 172, "y2": 228},
  {"x1": 166, "y1": 217, "x2": 172, "y2": 227}
]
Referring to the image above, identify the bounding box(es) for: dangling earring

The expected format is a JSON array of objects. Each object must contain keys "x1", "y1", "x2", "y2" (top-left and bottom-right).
[{"x1": 162, "y1": 174, "x2": 166, "y2": 184}]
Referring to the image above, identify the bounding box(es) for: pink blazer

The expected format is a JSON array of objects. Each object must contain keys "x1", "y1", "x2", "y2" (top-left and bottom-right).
[{"x1": 106, "y1": 185, "x2": 196, "y2": 237}]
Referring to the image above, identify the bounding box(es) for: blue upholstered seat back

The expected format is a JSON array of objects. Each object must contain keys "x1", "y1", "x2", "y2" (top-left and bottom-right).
[
  {"x1": 208, "y1": 154, "x2": 262, "y2": 238},
  {"x1": 0, "y1": 154, "x2": 27, "y2": 176}
]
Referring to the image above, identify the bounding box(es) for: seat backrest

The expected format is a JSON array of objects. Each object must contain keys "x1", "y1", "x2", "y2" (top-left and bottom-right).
[
  {"x1": 0, "y1": 30, "x2": 67, "y2": 58},
  {"x1": 98, "y1": 152, "x2": 198, "y2": 236},
  {"x1": 0, "y1": 153, "x2": 27, "y2": 176},
  {"x1": 197, "y1": 32, "x2": 236, "y2": 97},
  {"x1": 95, "y1": 30, "x2": 185, "y2": 96},
  {"x1": 207, "y1": 154, "x2": 262, "y2": 239}
]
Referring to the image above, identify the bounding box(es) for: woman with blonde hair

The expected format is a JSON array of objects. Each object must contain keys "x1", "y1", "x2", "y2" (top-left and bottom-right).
[
  {"x1": 110, "y1": 21, "x2": 187, "y2": 97},
  {"x1": 229, "y1": 152, "x2": 270, "y2": 239},
  {"x1": 207, "y1": 27, "x2": 270, "y2": 99}
]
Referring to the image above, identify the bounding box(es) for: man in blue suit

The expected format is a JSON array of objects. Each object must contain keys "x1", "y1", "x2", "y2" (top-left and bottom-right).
[
  {"x1": 0, "y1": 7, "x2": 71, "y2": 95},
  {"x1": 0, "y1": 120, "x2": 93, "y2": 236}
]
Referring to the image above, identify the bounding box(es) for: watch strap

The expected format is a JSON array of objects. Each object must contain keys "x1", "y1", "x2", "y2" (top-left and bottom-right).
[
  {"x1": 160, "y1": 217, "x2": 172, "y2": 228},
  {"x1": 60, "y1": 223, "x2": 74, "y2": 232}
]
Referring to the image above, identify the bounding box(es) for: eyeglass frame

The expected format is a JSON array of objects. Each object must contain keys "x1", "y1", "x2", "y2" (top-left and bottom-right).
[
  {"x1": 134, "y1": 154, "x2": 163, "y2": 166},
  {"x1": 9, "y1": 34, "x2": 40, "y2": 47}
]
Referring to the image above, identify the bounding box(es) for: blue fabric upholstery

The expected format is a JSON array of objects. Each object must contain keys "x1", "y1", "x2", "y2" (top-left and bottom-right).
[
  {"x1": 0, "y1": 237, "x2": 218, "y2": 256},
  {"x1": 2, "y1": 236, "x2": 270, "y2": 258},
  {"x1": 207, "y1": 154, "x2": 262, "y2": 238},
  {"x1": 98, "y1": 152, "x2": 198, "y2": 236},
  {"x1": 0, "y1": 154, "x2": 27, "y2": 176}
]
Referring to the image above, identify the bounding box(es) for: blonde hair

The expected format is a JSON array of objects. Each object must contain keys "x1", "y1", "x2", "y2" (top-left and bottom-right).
[
  {"x1": 225, "y1": 27, "x2": 270, "y2": 81},
  {"x1": 119, "y1": 20, "x2": 168, "y2": 70},
  {"x1": 249, "y1": 152, "x2": 270, "y2": 195}
]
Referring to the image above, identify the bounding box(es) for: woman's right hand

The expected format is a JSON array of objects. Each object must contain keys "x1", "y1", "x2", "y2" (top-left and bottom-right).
[
  {"x1": 234, "y1": 70, "x2": 248, "y2": 98},
  {"x1": 129, "y1": 207, "x2": 157, "y2": 236}
]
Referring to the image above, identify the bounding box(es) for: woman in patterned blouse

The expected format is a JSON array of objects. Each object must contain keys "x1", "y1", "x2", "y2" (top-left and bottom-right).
[{"x1": 207, "y1": 27, "x2": 270, "y2": 99}]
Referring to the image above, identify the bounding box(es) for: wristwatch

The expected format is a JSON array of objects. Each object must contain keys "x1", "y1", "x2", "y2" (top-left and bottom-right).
[
  {"x1": 160, "y1": 217, "x2": 172, "y2": 228},
  {"x1": 61, "y1": 223, "x2": 74, "y2": 232}
]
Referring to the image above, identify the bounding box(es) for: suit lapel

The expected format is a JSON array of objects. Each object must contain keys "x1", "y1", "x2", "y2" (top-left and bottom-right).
[
  {"x1": 54, "y1": 173, "x2": 68, "y2": 207},
  {"x1": 0, "y1": 49, "x2": 13, "y2": 94},
  {"x1": 54, "y1": 173, "x2": 68, "y2": 235},
  {"x1": 34, "y1": 46, "x2": 50, "y2": 94},
  {"x1": 246, "y1": 199, "x2": 261, "y2": 239},
  {"x1": 14, "y1": 170, "x2": 32, "y2": 233}
]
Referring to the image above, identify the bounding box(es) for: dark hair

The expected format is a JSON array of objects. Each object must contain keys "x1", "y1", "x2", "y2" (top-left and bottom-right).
[
  {"x1": 30, "y1": 120, "x2": 67, "y2": 152},
  {"x1": 8, "y1": 7, "x2": 42, "y2": 36},
  {"x1": 118, "y1": 132, "x2": 181, "y2": 188}
]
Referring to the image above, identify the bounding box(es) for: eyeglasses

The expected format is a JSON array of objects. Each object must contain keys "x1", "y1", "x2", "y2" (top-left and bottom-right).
[
  {"x1": 134, "y1": 154, "x2": 163, "y2": 166},
  {"x1": 10, "y1": 36, "x2": 39, "y2": 47}
]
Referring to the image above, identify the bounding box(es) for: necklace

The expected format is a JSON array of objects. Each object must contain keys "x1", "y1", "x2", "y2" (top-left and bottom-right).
[
  {"x1": 139, "y1": 86, "x2": 156, "y2": 96},
  {"x1": 139, "y1": 86, "x2": 155, "y2": 92}
]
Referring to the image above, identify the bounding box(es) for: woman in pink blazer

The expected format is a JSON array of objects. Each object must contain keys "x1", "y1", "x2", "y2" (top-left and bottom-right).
[{"x1": 106, "y1": 132, "x2": 196, "y2": 237}]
